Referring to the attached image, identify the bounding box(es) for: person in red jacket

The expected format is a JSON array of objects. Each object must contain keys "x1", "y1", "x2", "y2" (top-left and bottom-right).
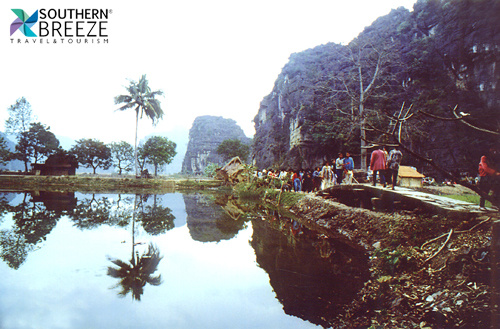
[
  {"x1": 370, "y1": 147, "x2": 387, "y2": 187},
  {"x1": 478, "y1": 148, "x2": 500, "y2": 208}
]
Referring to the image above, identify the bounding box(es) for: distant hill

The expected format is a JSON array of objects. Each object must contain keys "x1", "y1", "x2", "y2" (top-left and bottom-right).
[{"x1": 182, "y1": 116, "x2": 251, "y2": 174}]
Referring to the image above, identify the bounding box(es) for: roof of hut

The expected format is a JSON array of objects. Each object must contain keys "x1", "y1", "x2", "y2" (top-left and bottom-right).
[{"x1": 398, "y1": 166, "x2": 425, "y2": 178}]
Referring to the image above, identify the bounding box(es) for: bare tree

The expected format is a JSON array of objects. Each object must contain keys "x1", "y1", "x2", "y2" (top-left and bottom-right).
[
  {"x1": 365, "y1": 103, "x2": 499, "y2": 208},
  {"x1": 317, "y1": 38, "x2": 406, "y2": 171}
]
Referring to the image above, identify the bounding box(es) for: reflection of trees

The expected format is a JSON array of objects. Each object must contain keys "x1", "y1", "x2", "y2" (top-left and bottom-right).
[
  {"x1": 107, "y1": 195, "x2": 163, "y2": 301},
  {"x1": 137, "y1": 195, "x2": 175, "y2": 235},
  {"x1": 0, "y1": 230, "x2": 32, "y2": 269},
  {"x1": 12, "y1": 202, "x2": 59, "y2": 244},
  {"x1": 0, "y1": 192, "x2": 173, "y2": 271},
  {"x1": 70, "y1": 195, "x2": 113, "y2": 229},
  {"x1": 0, "y1": 192, "x2": 61, "y2": 269},
  {"x1": 137, "y1": 205, "x2": 175, "y2": 235},
  {"x1": 69, "y1": 194, "x2": 175, "y2": 234}
]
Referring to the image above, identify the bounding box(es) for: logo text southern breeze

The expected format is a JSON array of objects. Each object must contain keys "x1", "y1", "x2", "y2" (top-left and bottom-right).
[{"x1": 11, "y1": 8, "x2": 110, "y2": 44}]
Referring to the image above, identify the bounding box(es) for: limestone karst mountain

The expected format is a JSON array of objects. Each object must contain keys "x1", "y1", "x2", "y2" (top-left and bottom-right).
[{"x1": 181, "y1": 116, "x2": 251, "y2": 174}]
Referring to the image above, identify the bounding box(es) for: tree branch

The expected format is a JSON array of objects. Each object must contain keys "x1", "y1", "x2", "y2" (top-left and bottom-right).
[{"x1": 452, "y1": 106, "x2": 500, "y2": 135}]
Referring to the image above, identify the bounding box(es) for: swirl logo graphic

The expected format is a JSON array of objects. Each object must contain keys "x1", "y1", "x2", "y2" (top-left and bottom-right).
[{"x1": 10, "y1": 9, "x2": 38, "y2": 37}]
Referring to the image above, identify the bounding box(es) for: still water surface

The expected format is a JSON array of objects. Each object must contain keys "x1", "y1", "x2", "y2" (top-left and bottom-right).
[{"x1": 0, "y1": 191, "x2": 368, "y2": 329}]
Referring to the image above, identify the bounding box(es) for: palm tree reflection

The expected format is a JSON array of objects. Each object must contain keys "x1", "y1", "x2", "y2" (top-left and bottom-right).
[
  {"x1": 107, "y1": 243, "x2": 163, "y2": 301},
  {"x1": 107, "y1": 194, "x2": 163, "y2": 301}
]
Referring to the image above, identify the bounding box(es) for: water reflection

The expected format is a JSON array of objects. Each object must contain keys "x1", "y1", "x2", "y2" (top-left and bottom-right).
[
  {"x1": 31, "y1": 191, "x2": 77, "y2": 212},
  {"x1": 0, "y1": 191, "x2": 175, "y2": 272},
  {"x1": 0, "y1": 190, "x2": 370, "y2": 328},
  {"x1": 137, "y1": 194, "x2": 175, "y2": 235},
  {"x1": 107, "y1": 195, "x2": 164, "y2": 301},
  {"x1": 0, "y1": 192, "x2": 60, "y2": 269},
  {"x1": 107, "y1": 243, "x2": 163, "y2": 301},
  {"x1": 251, "y1": 210, "x2": 370, "y2": 327},
  {"x1": 183, "y1": 193, "x2": 247, "y2": 242}
]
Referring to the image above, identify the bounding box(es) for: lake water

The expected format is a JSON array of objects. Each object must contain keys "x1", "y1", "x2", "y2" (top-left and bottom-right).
[{"x1": 0, "y1": 191, "x2": 369, "y2": 329}]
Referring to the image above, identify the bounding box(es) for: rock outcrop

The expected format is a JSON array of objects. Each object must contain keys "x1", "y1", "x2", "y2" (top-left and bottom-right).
[
  {"x1": 252, "y1": 4, "x2": 498, "y2": 178},
  {"x1": 181, "y1": 116, "x2": 251, "y2": 174},
  {"x1": 252, "y1": 43, "x2": 344, "y2": 170}
]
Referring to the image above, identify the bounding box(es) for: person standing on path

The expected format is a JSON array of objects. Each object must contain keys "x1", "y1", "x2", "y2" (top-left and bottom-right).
[
  {"x1": 312, "y1": 167, "x2": 322, "y2": 191},
  {"x1": 370, "y1": 147, "x2": 387, "y2": 187},
  {"x1": 387, "y1": 147, "x2": 403, "y2": 189},
  {"x1": 320, "y1": 161, "x2": 334, "y2": 189},
  {"x1": 335, "y1": 153, "x2": 344, "y2": 185},
  {"x1": 292, "y1": 169, "x2": 302, "y2": 192},
  {"x1": 343, "y1": 152, "x2": 354, "y2": 185}
]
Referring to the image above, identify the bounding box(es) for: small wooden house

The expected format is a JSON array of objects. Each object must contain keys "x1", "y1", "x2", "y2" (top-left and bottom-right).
[
  {"x1": 31, "y1": 153, "x2": 78, "y2": 176},
  {"x1": 397, "y1": 166, "x2": 425, "y2": 187}
]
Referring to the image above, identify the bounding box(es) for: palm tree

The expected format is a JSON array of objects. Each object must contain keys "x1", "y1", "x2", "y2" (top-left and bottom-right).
[{"x1": 114, "y1": 75, "x2": 164, "y2": 176}]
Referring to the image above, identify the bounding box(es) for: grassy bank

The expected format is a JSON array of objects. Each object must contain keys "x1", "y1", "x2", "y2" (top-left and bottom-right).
[
  {"x1": 0, "y1": 174, "x2": 223, "y2": 193},
  {"x1": 231, "y1": 181, "x2": 305, "y2": 207},
  {"x1": 444, "y1": 194, "x2": 492, "y2": 207}
]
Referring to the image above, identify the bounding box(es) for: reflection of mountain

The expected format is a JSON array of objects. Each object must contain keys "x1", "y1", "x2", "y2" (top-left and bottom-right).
[
  {"x1": 250, "y1": 217, "x2": 370, "y2": 327},
  {"x1": 183, "y1": 193, "x2": 246, "y2": 242}
]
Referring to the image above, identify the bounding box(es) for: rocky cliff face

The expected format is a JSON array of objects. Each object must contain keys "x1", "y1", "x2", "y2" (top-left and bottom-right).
[
  {"x1": 252, "y1": 4, "x2": 498, "y2": 176},
  {"x1": 253, "y1": 43, "x2": 344, "y2": 170},
  {"x1": 181, "y1": 116, "x2": 250, "y2": 174}
]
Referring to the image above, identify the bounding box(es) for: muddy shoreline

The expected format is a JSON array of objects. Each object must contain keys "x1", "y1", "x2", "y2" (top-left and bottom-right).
[{"x1": 282, "y1": 193, "x2": 499, "y2": 328}]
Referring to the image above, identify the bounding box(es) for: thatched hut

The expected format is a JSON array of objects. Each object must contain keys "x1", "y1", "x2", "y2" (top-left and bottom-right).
[{"x1": 397, "y1": 166, "x2": 425, "y2": 187}]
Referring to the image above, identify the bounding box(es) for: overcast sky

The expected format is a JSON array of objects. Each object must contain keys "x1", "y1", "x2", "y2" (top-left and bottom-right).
[{"x1": 1, "y1": 0, "x2": 417, "y2": 157}]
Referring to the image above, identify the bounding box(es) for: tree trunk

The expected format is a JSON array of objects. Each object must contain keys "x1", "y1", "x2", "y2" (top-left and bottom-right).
[
  {"x1": 359, "y1": 65, "x2": 368, "y2": 172},
  {"x1": 360, "y1": 116, "x2": 367, "y2": 171},
  {"x1": 131, "y1": 194, "x2": 137, "y2": 266},
  {"x1": 134, "y1": 110, "x2": 139, "y2": 177}
]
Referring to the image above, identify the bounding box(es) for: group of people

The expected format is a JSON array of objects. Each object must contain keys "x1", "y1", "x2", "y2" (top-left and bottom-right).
[
  {"x1": 255, "y1": 144, "x2": 499, "y2": 209},
  {"x1": 369, "y1": 146, "x2": 403, "y2": 190},
  {"x1": 255, "y1": 152, "x2": 356, "y2": 192}
]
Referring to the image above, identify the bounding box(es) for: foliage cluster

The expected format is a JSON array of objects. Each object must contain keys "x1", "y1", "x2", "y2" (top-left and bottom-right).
[
  {"x1": 2, "y1": 94, "x2": 175, "y2": 176},
  {"x1": 216, "y1": 139, "x2": 250, "y2": 162},
  {"x1": 203, "y1": 162, "x2": 220, "y2": 178}
]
